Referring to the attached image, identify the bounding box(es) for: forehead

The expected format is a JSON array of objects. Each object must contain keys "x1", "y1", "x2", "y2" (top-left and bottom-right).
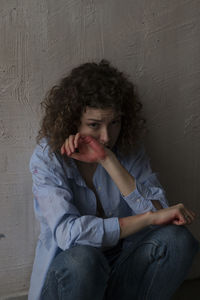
[{"x1": 81, "y1": 107, "x2": 120, "y2": 120}]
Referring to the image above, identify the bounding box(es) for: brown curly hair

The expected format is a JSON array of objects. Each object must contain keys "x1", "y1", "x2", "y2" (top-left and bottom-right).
[{"x1": 37, "y1": 59, "x2": 146, "y2": 162}]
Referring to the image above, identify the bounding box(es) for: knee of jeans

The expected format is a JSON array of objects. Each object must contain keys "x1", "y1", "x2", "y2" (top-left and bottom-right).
[
  {"x1": 126, "y1": 239, "x2": 167, "y2": 268},
  {"x1": 141, "y1": 240, "x2": 167, "y2": 263},
  {"x1": 51, "y1": 245, "x2": 110, "y2": 278},
  {"x1": 162, "y1": 225, "x2": 199, "y2": 257}
]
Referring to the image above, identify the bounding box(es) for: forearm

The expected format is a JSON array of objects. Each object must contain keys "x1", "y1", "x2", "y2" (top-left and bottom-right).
[
  {"x1": 100, "y1": 151, "x2": 164, "y2": 210},
  {"x1": 119, "y1": 202, "x2": 196, "y2": 239},
  {"x1": 119, "y1": 211, "x2": 152, "y2": 239},
  {"x1": 100, "y1": 151, "x2": 136, "y2": 197}
]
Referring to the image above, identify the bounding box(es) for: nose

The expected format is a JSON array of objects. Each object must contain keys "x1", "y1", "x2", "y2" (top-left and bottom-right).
[{"x1": 99, "y1": 127, "x2": 110, "y2": 146}]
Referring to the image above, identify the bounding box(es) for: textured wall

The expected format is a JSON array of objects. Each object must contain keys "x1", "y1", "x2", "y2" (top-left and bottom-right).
[{"x1": 0, "y1": 0, "x2": 200, "y2": 297}]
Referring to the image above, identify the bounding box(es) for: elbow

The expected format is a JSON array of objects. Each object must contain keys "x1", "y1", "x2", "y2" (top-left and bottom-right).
[{"x1": 55, "y1": 217, "x2": 78, "y2": 250}]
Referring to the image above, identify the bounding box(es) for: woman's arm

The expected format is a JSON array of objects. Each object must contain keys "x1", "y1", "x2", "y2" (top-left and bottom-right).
[
  {"x1": 100, "y1": 147, "x2": 166, "y2": 211},
  {"x1": 61, "y1": 134, "x2": 196, "y2": 240},
  {"x1": 31, "y1": 141, "x2": 121, "y2": 250},
  {"x1": 99, "y1": 150, "x2": 136, "y2": 197},
  {"x1": 99, "y1": 153, "x2": 195, "y2": 236},
  {"x1": 119, "y1": 203, "x2": 195, "y2": 239}
]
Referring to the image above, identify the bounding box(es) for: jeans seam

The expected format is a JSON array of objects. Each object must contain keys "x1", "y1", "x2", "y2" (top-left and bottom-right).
[{"x1": 144, "y1": 257, "x2": 162, "y2": 299}]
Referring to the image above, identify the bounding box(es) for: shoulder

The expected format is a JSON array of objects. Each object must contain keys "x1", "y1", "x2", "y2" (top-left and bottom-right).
[
  {"x1": 117, "y1": 144, "x2": 148, "y2": 171},
  {"x1": 29, "y1": 138, "x2": 62, "y2": 172},
  {"x1": 29, "y1": 138, "x2": 71, "y2": 188},
  {"x1": 30, "y1": 138, "x2": 51, "y2": 163}
]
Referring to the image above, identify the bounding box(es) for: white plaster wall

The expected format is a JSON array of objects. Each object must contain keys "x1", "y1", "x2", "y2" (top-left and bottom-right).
[{"x1": 0, "y1": 0, "x2": 199, "y2": 298}]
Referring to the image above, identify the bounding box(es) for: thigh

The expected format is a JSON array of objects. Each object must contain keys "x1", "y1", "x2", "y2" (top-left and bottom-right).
[
  {"x1": 118, "y1": 224, "x2": 199, "y2": 267},
  {"x1": 105, "y1": 225, "x2": 199, "y2": 300},
  {"x1": 105, "y1": 229, "x2": 166, "y2": 299},
  {"x1": 41, "y1": 245, "x2": 110, "y2": 300}
]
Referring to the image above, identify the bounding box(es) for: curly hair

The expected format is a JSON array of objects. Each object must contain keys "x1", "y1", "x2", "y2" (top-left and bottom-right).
[{"x1": 37, "y1": 59, "x2": 146, "y2": 163}]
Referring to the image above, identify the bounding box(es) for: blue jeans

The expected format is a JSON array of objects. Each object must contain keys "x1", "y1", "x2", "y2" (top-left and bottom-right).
[{"x1": 41, "y1": 225, "x2": 199, "y2": 300}]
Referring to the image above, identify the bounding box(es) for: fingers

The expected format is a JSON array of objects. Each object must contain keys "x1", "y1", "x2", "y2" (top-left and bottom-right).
[
  {"x1": 64, "y1": 138, "x2": 71, "y2": 156},
  {"x1": 60, "y1": 134, "x2": 106, "y2": 162},
  {"x1": 166, "y1": 203, "x2": 196, "y2": 226},
  {"x1": 81, "y1": 136, "x2": 105, "y2": 152},
  {"x1": 177, "y1": 203, "x2": 196, "y2": 225},
  {"x1": 172, "y1": 218, "x2": 185, "y2": 226},
  {"x1": 61, "y1": 135, "x2": 74, "y2": 156},
  {"x1": 74, "y1": 132, "x2": 81, "y2": 148},
  {"x1": 61, "y1": 133, "x2": 83, "y2": 156},
  {"x1": 68, "y1": 135, "x2": 75, "y2": 153},
  {"x1": 182, "y1": 208, "x2": 195, "y2": 225},
  {"x1": 61, "y1": 144, "x2": 65, "y2": 155},
  {"x1": 189, "y1": 209, "x2": 196, "y2": 218}
]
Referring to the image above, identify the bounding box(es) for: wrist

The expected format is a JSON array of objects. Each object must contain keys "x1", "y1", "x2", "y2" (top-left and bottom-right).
[
  {"x1": 145, "y1": 211, "x2": 155, "y2": 226},
  {"x1": 99, "y1": 148, "x2": 115, "y2": 165}
]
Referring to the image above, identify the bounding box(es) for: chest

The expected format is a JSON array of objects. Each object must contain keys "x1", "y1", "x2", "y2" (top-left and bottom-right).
[
  {"x1": 79, "y1": 170, "x2": 100, "y2": 204},
  {"x1": 76, "y1": 162, "x2": 96, "y2": 189},
  {"x1": 72, "y1": 161, "x2": 129, "y2": 218},
  {"x1": 76, "y1": 164, "x2": 106, "y2": 217}
]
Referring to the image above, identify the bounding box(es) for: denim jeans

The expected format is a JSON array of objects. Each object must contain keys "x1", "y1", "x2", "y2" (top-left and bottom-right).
[{"x1": 41, "y1": 225, "x2": 199, "y2": 300}]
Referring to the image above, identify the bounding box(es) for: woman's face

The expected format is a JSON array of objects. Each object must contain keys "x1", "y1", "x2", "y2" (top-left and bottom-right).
[{"x1": 78, "y1": 107, "x2": 122, "y2": 149}]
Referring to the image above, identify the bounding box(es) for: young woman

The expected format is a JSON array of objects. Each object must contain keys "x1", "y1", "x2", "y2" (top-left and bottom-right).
[{"x1": 29, "y1": 60, "x2": 199, "y2": 300}]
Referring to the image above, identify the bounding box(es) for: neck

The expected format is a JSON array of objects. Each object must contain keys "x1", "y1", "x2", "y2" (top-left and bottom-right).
[{"x1": 76, "y1": 160, "x2": 98, "y2": 172}]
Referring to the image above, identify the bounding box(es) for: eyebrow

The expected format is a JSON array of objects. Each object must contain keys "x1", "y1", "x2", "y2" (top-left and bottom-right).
[{"x1": 86, "y1": 116, "x2": 121, "y2": 122}]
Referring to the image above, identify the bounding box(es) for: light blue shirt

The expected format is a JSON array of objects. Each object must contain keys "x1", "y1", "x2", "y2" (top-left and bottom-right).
[{"x1": 28, "y1": 138, "x2": 168, "y2": 300}]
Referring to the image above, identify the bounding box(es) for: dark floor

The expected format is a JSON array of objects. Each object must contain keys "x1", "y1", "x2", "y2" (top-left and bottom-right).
[{"x1": 172, "y1": 278, "x2": 200, "y2": 299}]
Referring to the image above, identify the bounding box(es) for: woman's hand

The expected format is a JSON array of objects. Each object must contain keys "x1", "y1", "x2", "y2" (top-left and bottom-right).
[
  {"x1": 61, "y1": 133, "x2": 108, "y2": 163},
  {"x1": 151, "y1": 203, "x2": 196, "y2": 226}
]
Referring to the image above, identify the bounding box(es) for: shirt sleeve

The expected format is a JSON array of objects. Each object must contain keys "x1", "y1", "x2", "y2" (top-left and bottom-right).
[
  {"x1": 120, "y1": 146, "x2": 169, "y2": 214},
  {"x1": 30, "y1": 142, "x2": 120, "y2": 251}
]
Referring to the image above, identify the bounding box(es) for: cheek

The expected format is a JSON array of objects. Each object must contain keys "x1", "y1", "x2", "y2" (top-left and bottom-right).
[
  {"x1": 78, "y1": 126, "x2": 98, "y2": 139},
  {"x1": 78, "y1": 125, "x2": 90, "y2": 135}
]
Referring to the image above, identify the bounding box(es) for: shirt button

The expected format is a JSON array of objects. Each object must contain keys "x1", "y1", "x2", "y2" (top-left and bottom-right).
[
  {"x1": 98, "y1": 186, "x2": 101, "y2": 191},
  {"x1": 136, "y1": 198, "x2": 140, "y2": 202}
]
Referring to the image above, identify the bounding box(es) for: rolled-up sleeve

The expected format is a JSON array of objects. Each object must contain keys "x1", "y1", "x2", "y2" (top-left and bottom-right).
[
  {"x1": 30, "y1": 143, "x2": 120, "y2": 250},
  {"x1": 120, "y1": 146, "x2": 169, "y2": 214}
]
